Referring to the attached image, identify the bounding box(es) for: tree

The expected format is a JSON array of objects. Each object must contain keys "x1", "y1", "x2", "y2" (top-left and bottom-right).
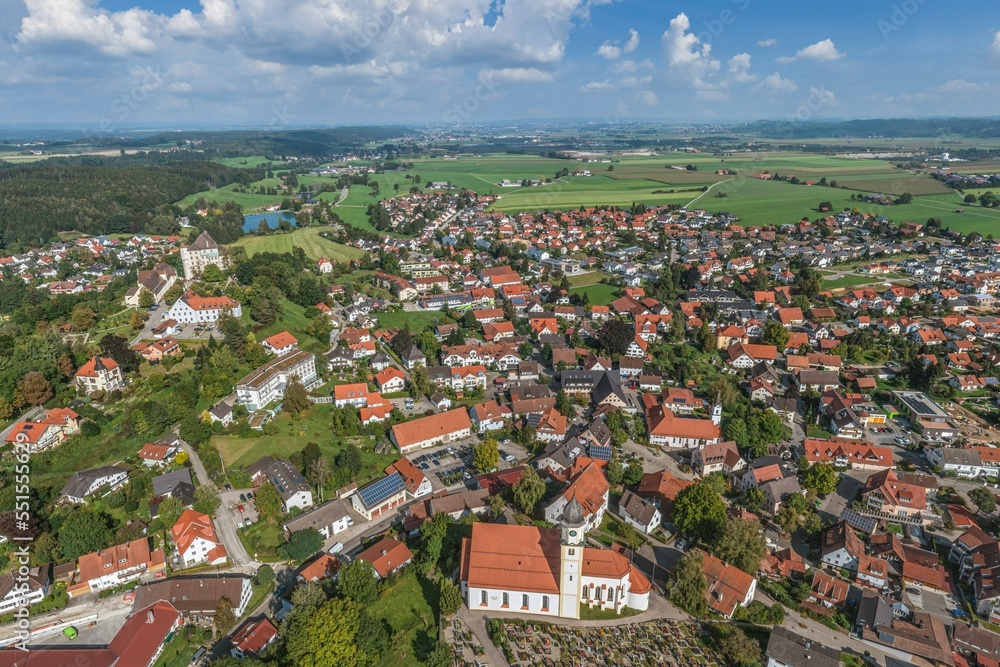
[
  {"x1": 969, "y1": 487, "x2": 997, "y2": 515},
  {"x1": 409, "y1": 364, "x2": 430, "y2": 398},
  {"x1": 711, "y1": 519, "x2": 767, "y2": 574},
  {"x1": 202, "y1": 264, "x2": 225, "y2": 282},
  {"x1": 743, "y1": 487, "x2": 765, "y2": 514},
  {"x1": 338, "y1": 559, "x2": 378, "y2": 605},
  {"x1": 605, "y1": 457, "x2": 625, "y2": 485},
  {"x1": 214, "y1": 597, "x2": 237, "y2": 634},
  {"x1": 623, "y1": 460, "x2": 644, "y2": 487},
  {"x1": 99, "y1": 333, "x2": 141, "y2": 374},
  {"x1": 672, "y1": 481, "x2": 727, "y2": 543},
  {"x1": 255, "y1": 564, "x2": 275, "y2": 587},
  {"x1": 439, "y1": 578, "x2": 463, "y2": 616},
  {"x1": 759, "y1": 321, "x2": 790, "y2": 350},
  {"x1": 424, "y1": 642, "x2": 452, "y2": 667},
  {"x1": 193, "y1": 485, "x2": 221, "y2": 516},
  {"x1": 291, "y1": 597, "x2": 361, "y2": 667},
  {"x1": 712, "y1": 625, "x2": 762, "y2": 667},
  {"x1": 667, "y1": 551, "x2": 708, "y2": 617},
  {"x1": 965, "y1": 193, "x2": 978, "y2": 204},
  {"x1": 58, "y1": 509, "x2": 114, "y2": 560},
  {"x1": 157, "y1": 496, "x2": 185, "y2": 528},
  {"x1": 254, "y1": 481, "x2": 282, "y2": 522},
  {"x1": 71, "y1": 305, "x2": 96, "y2": 331},
  {"x1": 280, "y1": 528, "x2": 324, "y2": 561},
  {"x1": 776, "y1": 504, "x2": 802, "y2": 535},
  {"x1": 512, "y1": 466, "x2": 546, "y2": 515},
  {"x1": 802, "y1": 463, "x2": 839, "y2": 496},
  {"x1": 472, "y1": 438, "x2": 500, "y2": 473},
  {"x1": 599, "y1": 319, "x2": 633, "y2": 356},
  {"x1": 164, "y1": 282, "x2": 184, "y2": 305},
  {"x1": 283, "y1": 377, "x2": 312, "y2": 417},
  {"x1": 16, "y1": 372, "x2": 52, "y2": 407},
  {"x1": 307, "y1": 457, "x2": 332, "y2": 502},
  {"x1": 555, "y1": 389, "x2": 574, "y2": 418},
  {"x1": 137, "y1": 288, "x2": 155, "y2": 309}
]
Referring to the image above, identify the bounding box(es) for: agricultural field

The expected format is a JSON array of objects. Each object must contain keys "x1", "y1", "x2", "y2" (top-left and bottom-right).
[
  {"x1": 231, "y1": 226, "x2": 363, "y2": 263},
  {"x1": 566, "y1": 271, "x2": 612, "y2": 288},
  {"x1": 489, "y1": 176, "x2": 693, "y2": 212}
]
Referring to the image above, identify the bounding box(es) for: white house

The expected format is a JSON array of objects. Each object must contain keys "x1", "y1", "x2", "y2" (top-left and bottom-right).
[
  {"x1": 171, "y1": 509, "x2": 227, "y2": 567},
  {"x1": 617, "y1": 490, "x2": 661, "y2": 534},
  {"x1": 164, "y1": 291, "x2": 242, "y2": 325}
]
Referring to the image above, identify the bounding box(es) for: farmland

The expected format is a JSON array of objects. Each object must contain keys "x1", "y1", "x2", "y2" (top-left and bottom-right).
[{"x1": 231, "y1": 226, "x2": 364, "y2": 263}]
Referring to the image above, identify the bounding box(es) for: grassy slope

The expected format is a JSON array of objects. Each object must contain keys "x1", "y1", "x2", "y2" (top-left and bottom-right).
[{"x1": 231, "y1": 226, "x2": 364, "y2": 263}]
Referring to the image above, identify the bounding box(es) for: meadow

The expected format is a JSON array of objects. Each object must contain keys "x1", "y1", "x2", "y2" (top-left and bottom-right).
[
  {"x1": 232, "y1": 226, "x2": 364, "y2": 263},
  {"x1": 569, "y1": 283, "x2": 618, "y2": 305}
]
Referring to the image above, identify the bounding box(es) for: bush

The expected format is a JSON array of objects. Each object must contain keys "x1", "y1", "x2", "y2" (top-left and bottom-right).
[
  {"x1": 255, "y1": 564, "x2": 275, "y2": 587},
  {"x1": 80, "y1": 421, "x2": 101, "y2": 437}
]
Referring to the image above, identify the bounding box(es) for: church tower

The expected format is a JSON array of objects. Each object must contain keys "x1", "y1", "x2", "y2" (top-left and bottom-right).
[
  {"x1": 711, "y1": 393, "x2": 723, "y2": 426},
  {"x1": 558, "y1": 497, "x2": 586, "y2": 619}
]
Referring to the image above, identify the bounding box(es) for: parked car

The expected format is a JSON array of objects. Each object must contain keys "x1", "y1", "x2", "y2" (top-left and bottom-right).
[
  {"x1": 63, "y1": 627, "x2": 78, "y2": 640},
  {"x1": 190, "y1": 647, "x2": 207, "y2": 665},
  {"x1": 244, "y1": 518, "x2": 252, "y2": 527},
  {"x1": 239, "y1": 494, "x2": 247, "y2": 503},
  {"x1": 328, "y1": 542, "x2": 345, "y2": 555}
]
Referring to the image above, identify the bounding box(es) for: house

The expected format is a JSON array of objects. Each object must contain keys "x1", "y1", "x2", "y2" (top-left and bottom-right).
[
  {"x1": 760, "y1": 548, "x2": 807, "y2": 581},
  {"x1": 163, "y1": 291, "x2": 241, "y2": 325},
  {"x1": 316, "y1": 257, "x2": 334, "y2": 274},
  {"x1": 297, "y1": 553, "x2": 342, "y2": 584},
  {"x1": 389, "y1": 408, "x2": 473, "y2": 455},
  {"x1": 132, "y1": 336, "x2": 182, "y2": 363},
  {"x1": 692, "y1": 441, "x2": 746, "y2": 478},
  {"x1": 133, "y1": 575, "x2": 253, "y2": 623},
  {"x1": 617, "y1": 490, "x2": 661, "y2": 534},
  {"x1": 636, "y1": 468, "x2": 691, "y2": 518},
  {"x1": 247, "y1": 456, "x2": 313, "y2": 511},
  {"x1": 283, "y1": 498, "x2": 356, "y2": 540},
  {"x1": 152, "y1": 468, "x2": 196, "y2": 510},
  {"x1": 74, "y1": 356, "x2": 125, "y2": 394},
  {"x1": 137, "y1": 441, "x2": 178, "y2": 467},
  {"x1": 470, "y1": 400, "x2": 505, "y2": 433},
  {"x1": 230, "y1": 617, "x2": 280, "y2": 659},
  {"x1": 535, "y1": 408, "x2": 569, "y2": 443},
  {"x1": 803, "y1": 438, "x2": 894, "y2": 470},
  {"x1": 333, "y1": 382, "x2": 369, "y2": 408},
  {"x1": 401, "y1": 345, "x2": 428, "y2": 369},
  {"x1": 351, "y1": 472, "x2": 408, "y2": 521},
  {"x1": 856, "y1": 554, "x2": 890, "y2": 589},
  {"x1": 701, "y1": 551, "x2": 757, "y2": 619},
  {"x1": 544, "y1": 459, "x2": 610, "y2": 533},
  {"x1": 236, "y1": 350, "x2": 317, "y2": 411},
  {"x1": 821, "y1": 521, "x2": 865, "y2": 571},
  {"x1": 765, "y1": 627, "x2": 841, "y2": 667},
  {"x1": 4, "y1": 407, "x2": 81, "y2": 454},
  {"x1": 374, "y1": 367, "x2": 406, "y2": 393},
  {"x1": 647, "y1": 406, "x2": 721, "y2": 448},
  {"x1": 123, "y1": 262, "x2": 177, "y2": 307},
  {"x1": 809, "y1": 570, "x2": 850, "y2": 609},
  {"x1": 458, "y1": 518, "x2": 650, "y2": 619},
  {"x1": 0, "y1": 565, "x2": 49, "y2": 614},
  {"x1": 261, "y1": 331, "x2": 298, "y2": 357},
  {"x1": 862, "y1": 468, "x2": 929, "y2": 521},
  {"x1": 171, "y1": 509, "x2": 227, "y2": 567},
  {"x1": 795, "y1": 370, "x2": 841, "y2": 393},
  {"x1": 59, "y1": 465, "x2": 128, "y2": 504},
  {"x1": 69, "y1": 539, "x2": 166, "y2": 596},
  {"x1": 357, "y1": 537, "x2": 413, "y2": 579},
  {"x1": 727, "y1": 343, "x2": 778, "y2": 369},
  {"x1": 180, "y1": 230, "x2": 228, "y2": 280},
  {"x1": 386, "y1": 457, "x2": 433, "y2": 498}
]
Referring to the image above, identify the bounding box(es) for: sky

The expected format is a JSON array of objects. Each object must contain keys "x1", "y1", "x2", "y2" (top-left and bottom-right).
[{"x1": 2, "y1": 0, "x2": 1000, "y2": 130}]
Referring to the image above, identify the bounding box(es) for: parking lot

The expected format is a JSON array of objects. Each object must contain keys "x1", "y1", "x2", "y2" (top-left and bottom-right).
[
  {"x1": 220, "y1": 487, "x2": 259, "y2": 534},
  {"x1": 408, "y1": 439, "x2": 529, "y2": 491}
]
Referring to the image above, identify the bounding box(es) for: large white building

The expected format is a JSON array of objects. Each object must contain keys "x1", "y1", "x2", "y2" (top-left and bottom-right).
[
  {"x1": 74, "y1": 356, "x2": 125, "y2": 394},
  {"x1": 180, "y1": 230, "x2": 228, "y2": 280},
  {"x1": 460, "y1": 501, "x2": 650, "y2": 619},
  {"x1": 236, "y1": 350, "x2": 317, "y2": 411},
  {"x1": 163, "y1": 291, "x2": 242, "y2": 325}
]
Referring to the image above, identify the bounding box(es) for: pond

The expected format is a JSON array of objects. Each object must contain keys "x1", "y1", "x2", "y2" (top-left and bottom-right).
[{"x1": 242, "y1": 212, "x2": 298, "y2": 233}]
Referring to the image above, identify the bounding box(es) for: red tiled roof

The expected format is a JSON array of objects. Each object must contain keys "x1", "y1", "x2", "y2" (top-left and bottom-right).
[
  {"x1": 461, "y1": 523, "x2": 561, "y2": 594},
  {"x1": 390, "y1": 408, "x2": 472, "y2": 449},
  {"x1": 357, "y1": 537, "x2": 413, "y2": 578}
]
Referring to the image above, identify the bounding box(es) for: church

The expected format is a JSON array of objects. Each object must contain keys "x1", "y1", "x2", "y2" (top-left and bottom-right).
[{"x1": 459, "y1": 499, "x2": 651, "y2": 619}]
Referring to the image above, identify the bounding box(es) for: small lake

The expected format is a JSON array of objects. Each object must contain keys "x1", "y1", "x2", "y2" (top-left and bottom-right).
[{"x1": 242, "y1": 212, "x2": 298, "y2": 233}]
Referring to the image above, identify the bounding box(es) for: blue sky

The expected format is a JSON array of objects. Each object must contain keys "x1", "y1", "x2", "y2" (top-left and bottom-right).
[{"x1": 2, "y1": 0, "x2": 999, "y2": 130}]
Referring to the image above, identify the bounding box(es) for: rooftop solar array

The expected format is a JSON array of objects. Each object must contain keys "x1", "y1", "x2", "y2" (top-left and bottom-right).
[
  {"x1": 358, "y1": 472, "x2": 405, "y2": 509},
  {"x1": 894, "y1": 391, "x2": 949, "y2": 419},
  {"x1": 589, "y1": 445, "x2": 612, "y2": 461},
  {"x1": 840, "y1": 508, "x2": 877, "y2": 534}
]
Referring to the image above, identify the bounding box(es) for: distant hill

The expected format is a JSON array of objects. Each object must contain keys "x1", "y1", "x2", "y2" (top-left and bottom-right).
[{"x1": 743, "y1": 118, "x2": 1000, "y2": 139}]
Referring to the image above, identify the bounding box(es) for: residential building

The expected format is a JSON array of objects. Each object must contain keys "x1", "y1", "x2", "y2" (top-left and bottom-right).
[
  {"x1": 74, "y1": 356, "x2": 125, "y2": 394},
  {"x1": 357, "y1": 537, "x2": 413, "y2": 579},
  {"x1": 59, "y1": 465, "x2": 128, "y2": 504},
  {"x1": 70, "y1": 539, "x2": 166, "y2": 596},
  {"x1": 163, "y1": 291, "x2": 241, "y2": 325},
  {"x1": 261, "y1": 331, "x2": 298, "y2": 357},
  {"x1": 236, "y1": 350, "x2": 317, "y2": 411},
  {"x1": 283, "y1": 498, "x2": 356, "y2": 540},
  {"x1": 765, "y1": 627, "x2": 841, "y2": 667},
  {"x1": 617, "y1": 490, "x2": 661, "y2": 534},
  {"x1": 230, "y1": 617, "x2": 280, "y2": 659},
  {"x1": 171, "y1": 509, "x2": 227, "y2": 567},
  {"x1": 247, "y1": 456, "x2": 313, "y2": 511},
  {"x1": 702, "y1": 551, "x2": 757, "y2": 619},
  {"x1": 0, "y1": 565, "x2": 49, "y2": 614},
  {"x1": 132, "y1": 575, "x2": 253, "y2": 623},
  {"x1": 123, "y1": 263, "x2": 178, "y2": 307},
  {"x1": 389, "y1": 408, "x2": 473, "y2": 455}
]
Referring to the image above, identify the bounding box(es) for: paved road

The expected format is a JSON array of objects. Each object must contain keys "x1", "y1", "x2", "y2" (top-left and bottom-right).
[{"x1": 181, "y1": 440, "x2": 253, "y2": 566}]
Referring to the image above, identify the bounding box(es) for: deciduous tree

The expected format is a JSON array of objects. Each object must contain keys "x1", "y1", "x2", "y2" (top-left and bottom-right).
[
  {"x1": 672, "y1": 481, "x2": 727, "y2": 543},
  {"x1": 512, "y1": 466, "x2": 546, "y2": 515},
  {"x1": 667, "y1": 551, "x2": 708, "y2": 617}
]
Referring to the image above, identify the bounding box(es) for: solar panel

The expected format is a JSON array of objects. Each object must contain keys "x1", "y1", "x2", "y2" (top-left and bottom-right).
[
  {"x1": 359, "y1": 472, "x2": 405, "y2": 508},
  {"x1": 985, "y1": 377, "x2": 999, "y2": 386},
  {"x1": 840, "y1": 508, "x2": 877, "y2": 534},
  {"x1": 589, "y1": 445, "x2": 612, "y2": 461}
]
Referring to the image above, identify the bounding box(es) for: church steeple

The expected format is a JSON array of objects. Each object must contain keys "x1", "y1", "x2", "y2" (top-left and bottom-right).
[
  {"x1": 711, "y1": 392, "x2": 723, "y2": 426},
  {"x1": 561, "y1": 497, "x2": 586, "y2": 546},
  {"x1": 558, "y1": 496, "x2": 585, "y2": 619}
]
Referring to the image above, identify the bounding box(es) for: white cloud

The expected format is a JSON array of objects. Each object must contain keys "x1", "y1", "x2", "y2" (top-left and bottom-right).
[
  {"x1": 776, "y1": 38, "x2": 845, "y2": 64},
  {"x1": 660, "y1": 12, "x2": 720, "y2": 87},
  {"x1": 635, "y1": 90, "x2": 658, "y2": 107},
  {"x1": 597, "y1": 41, "x2": 621, "y2": 60},
  {"x1": 580, "y1": 79, "x2": 615, "y2": 92},
  {"x1": 19, "y1": 0, "x2": 161, "y2": 56},
  {"x1": 753, "y1": 72, "x2": 797, "y2": 94},
  {"x1": 990, "y1": 31, "x2": 1000, "y2": 60},
  {"x1": 756, "y1": 38, "x2": 778, "y2": 47},
  {"x1": 624, "y1": 29, "x2": 639, "y2": 54},
  {"x1": 934, "y1": 79, "x2": 987, "y2": 94},
  {"x1": 726, "y1": 53, "x2": 756, "y2": 84},
  {"x1": 479, "y1": 67, "x2": 555, "y2": 83},
  {"x1": 612, "y1": 59, "x2": 653, "y2": 73}
]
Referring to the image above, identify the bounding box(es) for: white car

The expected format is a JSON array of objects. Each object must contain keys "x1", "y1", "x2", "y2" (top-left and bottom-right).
[{"x1": 328, "y1": 542, "x2": 345, "y2": 555}]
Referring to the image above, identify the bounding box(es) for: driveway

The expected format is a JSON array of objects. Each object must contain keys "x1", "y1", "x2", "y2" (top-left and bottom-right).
[{"x1": 181, "y1": 440, "x2": 254, "y2": 566}]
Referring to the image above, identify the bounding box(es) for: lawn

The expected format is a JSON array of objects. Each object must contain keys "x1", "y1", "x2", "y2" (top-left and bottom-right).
[
  {"x1": 152, "y1": 626, "x2": 210, "y2": 667},
  {"x1": 232, "y1": 226, "x2": 364, "y2": 263},
  {"x1": 212, "y1": 405, "x2": 398, "y2": 484},
  {"x1": 566, "y1": 270, "x2": 612, "y2": 288},
  {"x1": 368, "y1": 569, "x2": 439, "y2": 667},
  {"x1": 569, "y1": 283, "x2": 618, "y2": 305},
  {"x1": 578, "y1": 604, "x2": 643, "y2": 621},
  {"x1": 239, "y1": 521, "x2": 285, "y2": 562},
  {"x1": 375, "y1": 309, "x2": 452, "y2": 331},
  {"x1": 821, "y1": 274, "x2": 894, "y2": 290}
]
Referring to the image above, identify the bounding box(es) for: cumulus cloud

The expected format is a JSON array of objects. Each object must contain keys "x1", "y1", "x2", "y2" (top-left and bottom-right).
[
  {"x1": 660, "y1": 12, "x2": 720, "y2": 87},
  {"x1": 580, "y1": 79, "x2": 615, "y2": 92},
  {"x1": 597, "y1": 41, "x2": 621, "y2": 60},
  {"x1": 990, "y1": 31, "x2": 1000, "y2": 61},
  {"x1": 776, "y1": 38, "x2": 845, "y2": 64},
  {"x1": 624, "y1": 29, "x2": 639, "y2": 54},
  {"x1": 19, "y1": 0, "x2": 161, "y2": 56},
  {"x1": 756, "y1": 38, "x2": 778, "y2": 47},
  {"x1": 753, "y1": 72, "x2": 798, "y2": 94},
  {"x1": 934, "y1": 79, "x2": 987, "y2": 94},
  {"x1": 634, "y1": 90, "x2": 658, "y2": 107},
  {"x1": 479, "y1": 67, "x2": 555, "y2": 83},
  {"x1": 726, "y1": 53, "x2": 756, "y2": 84}
]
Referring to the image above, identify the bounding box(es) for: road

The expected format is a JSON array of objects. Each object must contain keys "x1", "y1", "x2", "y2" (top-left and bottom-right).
[{"x1": 181, "y1": 439, "x2": 253, "y2": 566}]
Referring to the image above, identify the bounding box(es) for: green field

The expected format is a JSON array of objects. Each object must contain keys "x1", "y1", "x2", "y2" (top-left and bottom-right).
[
  {"x1": 489, "y1": 176, "x2": 693, "y2": 212},
  {"x1": 232, "y1": 226, "x2": 364, "y2": 263},
  {"x1": 212, "y1": 155, "x2": 277, "y2": 169},
  {"x1": 375, "y1": 309, "x2": 450, "y2": 331},
  {"x1": 569, "y1": 283, "x2": 618, "y2": 305},
  {"x1": 820, "y1": 274, "x2": 895, "y2": 290},
  {"x1": 368, "y1": 569, "x2": 439, "y2": 667},
  {"x1": 566, "y1": 271, "x2": 612, "y2": 288}
]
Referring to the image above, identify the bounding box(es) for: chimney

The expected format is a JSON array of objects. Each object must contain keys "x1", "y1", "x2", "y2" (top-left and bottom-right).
[{"x1": 146, "y1": 610, "x2": 154, "y2": 624}]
